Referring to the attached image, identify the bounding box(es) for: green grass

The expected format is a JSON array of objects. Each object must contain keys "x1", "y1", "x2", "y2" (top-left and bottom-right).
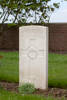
[
  {"x1": 0, "y1": 51, "x2": 67, "y2": 88},
  {"x1": 0, "y1": 51, "x2": 19, "y2": 82},
  {"x1": 48, "y1": 53, "x2": 67, "y2": 88},
  {"x1": 0, "y1": 89, "x2": 65, "y2": 100}
]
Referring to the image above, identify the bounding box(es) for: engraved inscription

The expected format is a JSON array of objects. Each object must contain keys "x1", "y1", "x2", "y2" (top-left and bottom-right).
[{"x1": 27, "y1": 47, "x2": 38, "y2": 60}]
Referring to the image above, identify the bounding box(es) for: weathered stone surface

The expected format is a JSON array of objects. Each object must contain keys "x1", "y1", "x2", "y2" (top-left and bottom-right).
[{"x1": 19, "y1": 25, "x2": 48, "y2": 89}]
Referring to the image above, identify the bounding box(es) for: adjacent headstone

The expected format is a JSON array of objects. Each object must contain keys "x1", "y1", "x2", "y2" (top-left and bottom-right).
[{"x1": 19, "y1": 25, "x2": 48, "y2": 89}]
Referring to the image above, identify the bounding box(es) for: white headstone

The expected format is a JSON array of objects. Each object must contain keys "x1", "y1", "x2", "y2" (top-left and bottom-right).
[{"x1": 19, "y1": 25, "x2": 48, "y2": 89}]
